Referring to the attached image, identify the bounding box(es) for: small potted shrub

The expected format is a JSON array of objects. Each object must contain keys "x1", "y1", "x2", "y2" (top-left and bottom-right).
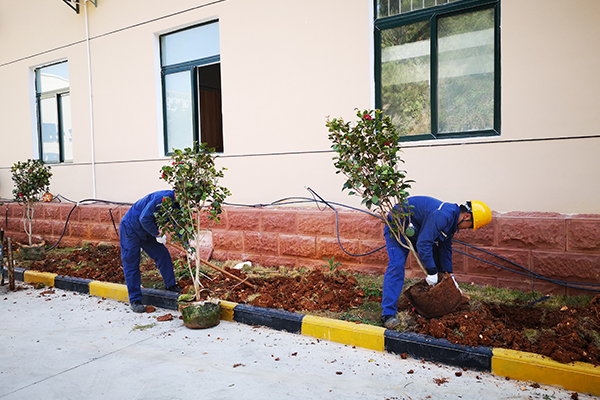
[
  {"x1": 156, "y1": 143, "x2": 230, "y2": 329},
  {"x1": 11, "y1": 159, "x2": 52, "y2": 260}
]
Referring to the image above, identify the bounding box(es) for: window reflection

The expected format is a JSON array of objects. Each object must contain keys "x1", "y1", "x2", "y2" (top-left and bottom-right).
[{"x1": 36, "y1": 61, "x2": 72, "y2": 163}]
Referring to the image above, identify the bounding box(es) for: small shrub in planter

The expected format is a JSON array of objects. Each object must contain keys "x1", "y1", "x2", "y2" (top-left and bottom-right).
[
  {"x1": 11, "y1": 159, "x2": 52, "y2": 259},
  {"x1": 156, "y1": 143, "x2": 230, "y2": 328}
]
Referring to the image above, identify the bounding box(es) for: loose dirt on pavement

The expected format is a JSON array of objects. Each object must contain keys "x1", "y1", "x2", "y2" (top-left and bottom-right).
[{"x1": 1, "y1": 283, "x2": 591, "y2": 400}]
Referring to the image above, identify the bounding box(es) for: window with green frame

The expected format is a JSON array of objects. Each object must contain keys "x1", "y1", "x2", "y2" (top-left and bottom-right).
[
  {"x1": 35, "y1": 61, "x2": 72, "y2": 163},
  {"x1": 160, "y1": 21, "x2": 223, "y2": 154},
  {"x1": 375, "y1": 0, "x2": 500, "y2": 140}
]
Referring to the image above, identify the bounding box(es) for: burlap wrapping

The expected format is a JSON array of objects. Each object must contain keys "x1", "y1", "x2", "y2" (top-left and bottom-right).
[{"x1": 405, "y1": 273, "x2": 467, "y2": 319}]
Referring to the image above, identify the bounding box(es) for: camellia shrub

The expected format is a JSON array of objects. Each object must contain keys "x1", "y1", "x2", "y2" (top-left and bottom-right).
[
  {"x1": 156, "y1": 143, "x2": 230, "y2": 300},
  {"x1": 326, "y1": 109, "x2": 425, "y2": 274},
  {"x1": 11, "y1": 159, "x2": 52, "y2": 246}
]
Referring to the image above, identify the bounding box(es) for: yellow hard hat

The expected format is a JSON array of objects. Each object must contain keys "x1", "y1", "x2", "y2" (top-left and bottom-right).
[{"x1": 470, "y1": 200, "x2": 492, "y2": 231}]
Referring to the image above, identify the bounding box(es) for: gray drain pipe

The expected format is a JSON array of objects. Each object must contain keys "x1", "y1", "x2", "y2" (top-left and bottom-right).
[{"x1": 84, "y1": 0, "x2": 97, "y2": 198}]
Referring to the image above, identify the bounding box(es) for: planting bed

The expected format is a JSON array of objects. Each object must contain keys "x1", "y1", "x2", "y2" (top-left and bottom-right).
[{"x1": 13, "y1": 243, "x2": 600, "y2": 366}]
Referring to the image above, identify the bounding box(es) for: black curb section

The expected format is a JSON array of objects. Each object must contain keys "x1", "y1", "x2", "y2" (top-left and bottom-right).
[
  {"x1": 141, "y1": 287, "x2": 179, "y2": 310},
  {"x1": 385, "y1": 331, "x2": 492, "y2": 371},
  {"x1": 233, "y1": 304, "x2": 305, "y2": 334},
  {"x1": 13, "y1": 267, "x2": 24, "y2": 282},
  {"x1": 55, "y1": 276, "x2": 92, "y2": 294}
]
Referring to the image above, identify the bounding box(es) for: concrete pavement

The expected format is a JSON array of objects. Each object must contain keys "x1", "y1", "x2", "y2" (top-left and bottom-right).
[{"x1": 0, "y1": 283, "x2": 591, "y2": 400}]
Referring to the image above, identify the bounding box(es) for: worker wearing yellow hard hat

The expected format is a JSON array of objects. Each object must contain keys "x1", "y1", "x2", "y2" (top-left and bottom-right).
[{"x1": 381, "y1": 196, "x2": 492, "y2": 329}]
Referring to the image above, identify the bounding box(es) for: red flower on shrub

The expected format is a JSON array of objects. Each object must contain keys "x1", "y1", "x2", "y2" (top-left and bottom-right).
[{"x1": 363, "y1": 114, "x2": 372, "y2": 121}]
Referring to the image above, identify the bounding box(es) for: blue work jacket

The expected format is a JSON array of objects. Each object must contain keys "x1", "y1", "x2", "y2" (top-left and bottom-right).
[
  {"x1": 122, "y1": 190, "x2": 175, "y2": 239},
  {"x1": 385, "y1": 196, "x2": 460, "y2": 274}
]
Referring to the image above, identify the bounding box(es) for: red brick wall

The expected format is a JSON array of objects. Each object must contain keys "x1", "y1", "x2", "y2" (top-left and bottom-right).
[{"x1": 2, "y1": 202, "x2": 599, "y2": 296}]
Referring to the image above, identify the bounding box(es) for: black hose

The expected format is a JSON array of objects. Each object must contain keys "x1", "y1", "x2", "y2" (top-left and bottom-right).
[
  {"x1": 47, "y1": 203, "x2": 78, "y2": 251},
  {"x1": 225, "y1": 190, "x2": 386, "y2": 257},
  {"x1": 47, "y1": 196, "x2": 132, "y2": 250},
  {"x1": 451, "y1": 242, "x2": 600, "y2": 293}
]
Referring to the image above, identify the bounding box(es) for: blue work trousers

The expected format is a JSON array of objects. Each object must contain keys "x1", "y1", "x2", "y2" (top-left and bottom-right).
[
  {"x1": 382, "y1": 231, "x2": 445, "y2": 316},
  {"x1": 382, "y1": 230, "x2": 410, "y2": 316},
  {"x1": 119, "y1": 220, "x2": 176, "y2": 303}
]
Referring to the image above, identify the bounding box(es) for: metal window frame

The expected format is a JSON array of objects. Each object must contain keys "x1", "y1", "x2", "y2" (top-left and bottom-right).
[
  {"x1": 374, "y1": 0, "x2": 500, "y2": 141},
  {"x1": 35, "y1": 63, "x2": 71, "y2": 163},
  {"x1": 160, "y1": 55, "x2": 221, "y2": 155},
  {"x1": 159, "y1": 19, "x2": 222, "y2": 155}
]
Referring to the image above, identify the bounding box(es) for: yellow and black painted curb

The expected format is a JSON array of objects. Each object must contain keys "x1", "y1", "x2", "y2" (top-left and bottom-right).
[{"x1": 10, "y1": 267, "x2": 600, "y2": 396}]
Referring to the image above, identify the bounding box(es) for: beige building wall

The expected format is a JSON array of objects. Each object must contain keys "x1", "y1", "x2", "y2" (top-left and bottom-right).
[{"x1": 1, "y1": 0, "x2": 599, "y2": 214}]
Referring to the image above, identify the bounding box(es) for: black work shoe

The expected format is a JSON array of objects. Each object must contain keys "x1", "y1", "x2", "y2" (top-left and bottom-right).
[
  {"x1": 166, "y1": 284, "x2": 181, "y2": 293},
  {"x1": 131, "y1": 300, "x2": 146, "y2": 313},
  {"x1": 381, "y1": 315, "x2": 400, "y2": 329}
]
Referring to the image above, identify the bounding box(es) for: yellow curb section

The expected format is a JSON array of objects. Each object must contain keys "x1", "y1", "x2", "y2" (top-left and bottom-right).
[
  {"x1": 220, "y1": 300, "x2": 237, "y2": 322},
  {"x1": 492, "y1": 348, "x2": 600, "y2": 396},
  {"x1": 89, "y1": 281, "x2": 130, "y2": 303},
  {"x1": 23, "y1": 271, "x2": 57, "y2": 287},
  {"x1": 301, "y1": 315, "x2": 385, "y2": 352}
]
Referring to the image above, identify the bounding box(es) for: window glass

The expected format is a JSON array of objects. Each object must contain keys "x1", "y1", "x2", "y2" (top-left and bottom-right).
[
  {"x1": 381, "y1": 21, "x2": 431, "y2": 136},
  {"x1": 60, "y1": 94, "x2": 73, "y2": 162},
  {"x1": 377, "y1": 0, "x2": 459, "y2": 18},
  {"x1": 376, "y1": 1, "x2": 499, "y2": 140},
  {"x1": 161, "y1": 23, "x2": 220, "y2": 66},
  {"x1": 36, "y1": 61, "x2": 72, "y2": 162},
  {"x1": 165, "y1": 71, "x2": 194, "y2": 151},
  {"x1": 197, "y1": 63, "x2": 224, "y2": 153},
  {"x1": 161, "y1": 21, "x2": 223, "y2": 154},
  {"x1": 36, "y1": 62, "x2": 69, "y2": 92},
  {"x1": 40, "y1": 97, "x2": 60, "y2": 163},
  {"x1": 438, "y1": 8, "x2": 494, "y2": 133}
]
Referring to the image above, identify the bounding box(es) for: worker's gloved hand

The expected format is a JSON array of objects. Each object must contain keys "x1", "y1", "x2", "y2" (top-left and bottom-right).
[
  {"x1": 425, "y1": 273, "x2": 438, "y2": 286},
  {"x1": 451, "y1": 275, "x2": 462, "y2": 294},
  {"x1": 156, "y1": 234, "x2": 167, "y2": 244}
]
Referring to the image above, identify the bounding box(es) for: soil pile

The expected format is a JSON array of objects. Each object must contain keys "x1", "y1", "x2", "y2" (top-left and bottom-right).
[
  {"x1": 28, "y1": 244, "x2": 125, "y2": 282},
  {"x1": 194, "y1": 268, "x2": 365, "y2": 313},
  {"x1": 403, "y1": 295, "x2": 600, "y2": 365}
]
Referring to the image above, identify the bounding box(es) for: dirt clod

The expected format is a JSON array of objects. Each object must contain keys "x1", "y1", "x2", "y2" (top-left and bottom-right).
[
  {"x1": 404, "y1": 273, "x2": 465, "y2": 318},
  {"x1": 157, "y1": 313, "x2": 173, "y2": 321}
]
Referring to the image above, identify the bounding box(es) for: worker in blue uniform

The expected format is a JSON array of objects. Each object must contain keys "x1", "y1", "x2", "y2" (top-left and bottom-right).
[
  {"x1": 120, "y1": 190, "x2": 180, "y2": 313},
  {"x1": 381, "y1": 196, "x2": 492, "y2": 329}
]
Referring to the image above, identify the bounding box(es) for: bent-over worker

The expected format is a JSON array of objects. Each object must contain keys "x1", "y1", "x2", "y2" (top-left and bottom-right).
[
  {"x1": 120, "y1": 190, "x2": 180, "y2": 313},
  {"x1": 381, "y1": 196, "x2": 492, "y2": 329}
]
